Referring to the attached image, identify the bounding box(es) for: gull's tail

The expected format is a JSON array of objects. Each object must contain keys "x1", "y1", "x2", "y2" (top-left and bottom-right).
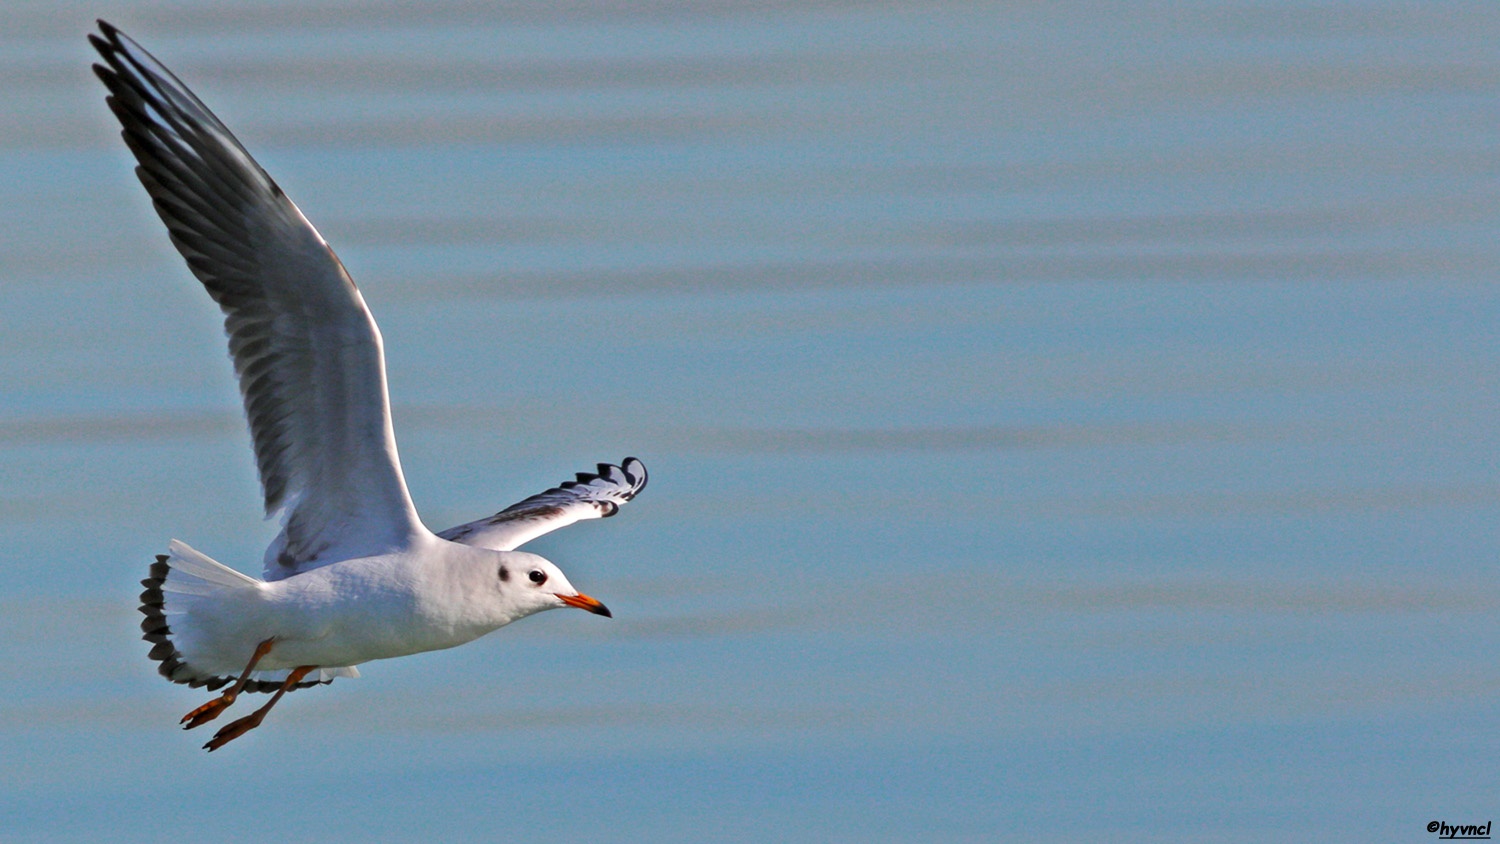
[{"x1": 139, "y1": 540, "x2": 355, "y2": 692}]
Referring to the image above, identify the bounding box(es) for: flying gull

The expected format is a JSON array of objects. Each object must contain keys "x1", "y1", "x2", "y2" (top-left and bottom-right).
[{"x1": 89, "y1": 20, "x2": 648, "y2": 751}]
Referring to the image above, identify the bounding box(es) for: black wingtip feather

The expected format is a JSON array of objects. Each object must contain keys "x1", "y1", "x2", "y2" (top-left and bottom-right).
[
  {"x1": 621, "y1": 457, "x2": 648, "y2": 494},
  {"x1": 138, "y1": 553, "x2": 218, "y2": 689}
]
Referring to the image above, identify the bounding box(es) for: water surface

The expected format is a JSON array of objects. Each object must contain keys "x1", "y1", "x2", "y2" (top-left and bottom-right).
[{"x1": 1, "y1": 2, "x2": 1497, "y2": 841}]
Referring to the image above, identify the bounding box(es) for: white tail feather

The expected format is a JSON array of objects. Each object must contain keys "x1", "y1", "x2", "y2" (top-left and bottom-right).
[
  {"x1": 166, "y1": 539, "x2": 261, "y2": 588},
  {"x1": 141, "y1": 541, "x2": 357, "y2": 690}
]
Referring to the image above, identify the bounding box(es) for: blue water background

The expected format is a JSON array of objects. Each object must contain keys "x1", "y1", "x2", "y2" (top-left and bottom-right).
[{"x1": 1, "y1": 2, "x2": 1497, "y2": 841}]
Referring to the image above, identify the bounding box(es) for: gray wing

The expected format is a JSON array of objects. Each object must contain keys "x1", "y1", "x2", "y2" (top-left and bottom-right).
[
  {"x1": 91, "y1": 21, "x2": 427, "y2": 579},
  {"x1": 438, "y1": 458, "x2": 648, "y2": 552}
]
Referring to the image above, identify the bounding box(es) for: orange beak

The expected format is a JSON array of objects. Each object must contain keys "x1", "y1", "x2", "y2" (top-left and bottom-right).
[{"x1": 557, "y1": 592, "x2": 612, "y2": 618}]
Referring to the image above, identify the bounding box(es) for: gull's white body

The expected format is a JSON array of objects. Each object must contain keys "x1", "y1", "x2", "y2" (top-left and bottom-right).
[
  {"x1": 89, "y1": 18, "x2": 648, "y2": 710},
  {"x1": 161, "y1": 539, "x2": 565, "y2": 678}
]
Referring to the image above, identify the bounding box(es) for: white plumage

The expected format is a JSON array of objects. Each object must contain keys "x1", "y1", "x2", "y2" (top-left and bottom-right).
[{"x1": 91, "y1": 20, "x2": 648, "y2": 750}]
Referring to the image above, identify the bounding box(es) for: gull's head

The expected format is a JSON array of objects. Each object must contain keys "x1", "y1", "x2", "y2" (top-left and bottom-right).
[{"x1": 495, "y1": 551, "x2": 611, "y2": 619}]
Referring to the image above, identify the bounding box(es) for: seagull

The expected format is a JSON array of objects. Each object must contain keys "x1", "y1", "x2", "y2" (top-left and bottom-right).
[{"x1": 89, "y1": 20, "x2": 648, "y2": 751}]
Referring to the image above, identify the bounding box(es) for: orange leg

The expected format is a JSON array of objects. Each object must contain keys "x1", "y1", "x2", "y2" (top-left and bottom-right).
[
  {"x1": 181, "y1": 638, "x2": 276, "y2": 729},
  {"x1": 203, "y1": 665, "x2": 315, "y2": 752}
]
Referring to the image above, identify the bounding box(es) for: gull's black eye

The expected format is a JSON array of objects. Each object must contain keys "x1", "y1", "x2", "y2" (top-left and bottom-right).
[
  {"x1": 529, "y1": 570, "x2": 547, "y2": 585},
  {"x1": 498, "y1": 566, "x2": 509, "y2": 582}
]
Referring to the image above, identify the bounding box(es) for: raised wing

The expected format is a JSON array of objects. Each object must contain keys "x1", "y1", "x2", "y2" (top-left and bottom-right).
[
  {"x1": 438, "y1": 458, "x2": 648, "y2": 552},
  {"x1": 91, "y1": 21, "x2": 428, "y2": 579}
]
